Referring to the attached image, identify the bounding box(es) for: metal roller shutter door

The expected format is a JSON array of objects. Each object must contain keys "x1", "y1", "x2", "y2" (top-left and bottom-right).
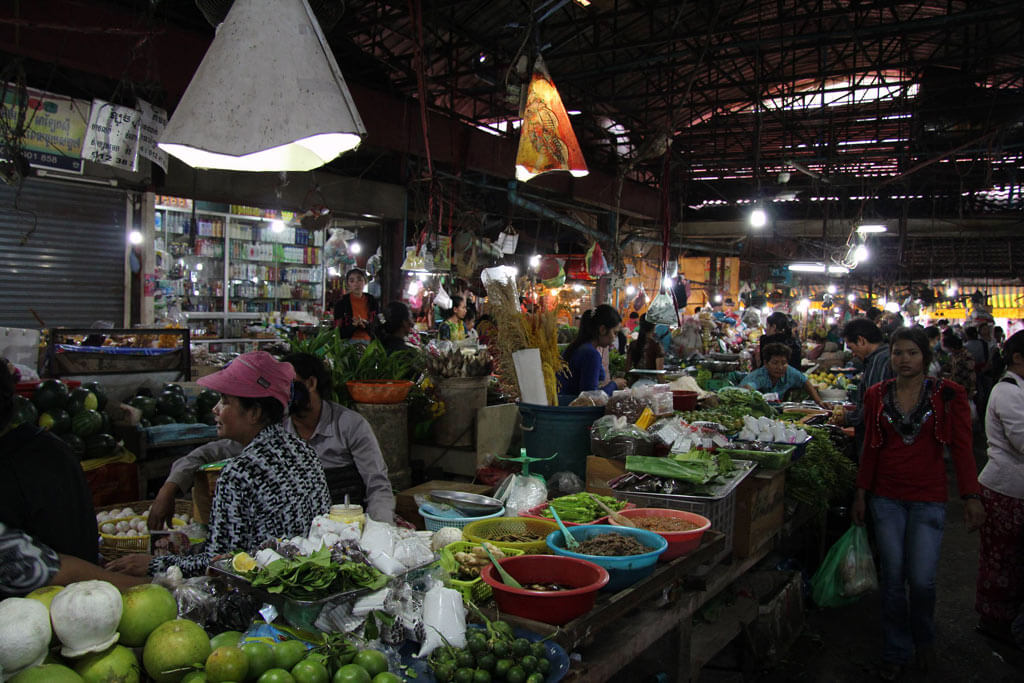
[{"x1": 0, "y1": 178, "x2": 127, "y2": 328}]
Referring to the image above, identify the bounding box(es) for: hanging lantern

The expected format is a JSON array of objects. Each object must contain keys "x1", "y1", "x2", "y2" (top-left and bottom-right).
[{"x1": 515, "y1": 56, "x2": 588, "y2": 182}]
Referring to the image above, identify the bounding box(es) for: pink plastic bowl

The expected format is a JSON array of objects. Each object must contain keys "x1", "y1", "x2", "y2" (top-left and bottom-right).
[
  {"x1": 608, "y1": 508, "x2": 711, "y2": 561},
  {"x1": 480, "y1": 554, "x2": 609, "y2": 625}
]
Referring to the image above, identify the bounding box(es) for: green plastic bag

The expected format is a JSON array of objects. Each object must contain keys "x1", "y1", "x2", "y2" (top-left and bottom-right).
[{"x1": 810, "y1": 525, "x2": 879, "y2": 608}]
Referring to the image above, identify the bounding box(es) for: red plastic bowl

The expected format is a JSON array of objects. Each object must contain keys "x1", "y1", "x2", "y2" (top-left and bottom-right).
[
  {"x1": 609, "y1": 508, "x2": 711, "y2": 561},
  {"x1": 16, "y1": 379, "x2": 81, "y2": 399},
  {"x1": 519, "y1": 501, "x2": 635, "y2": 526},
  {"x1": 480, "y1": 555, "x2": 609, "y2": 625},
  {"x1": 672, "y1": 390, "x2": 699, "y2": 411}
]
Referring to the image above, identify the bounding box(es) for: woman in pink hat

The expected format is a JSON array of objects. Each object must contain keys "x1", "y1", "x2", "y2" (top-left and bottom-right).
[{"x1": 109, "y1": 352, "x2": 331, "y2": 578}]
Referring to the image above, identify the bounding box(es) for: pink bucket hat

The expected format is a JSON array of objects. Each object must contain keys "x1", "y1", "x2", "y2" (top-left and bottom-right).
[{"x1": 197, "y1": 351, "x2": 295, "y2": 410}]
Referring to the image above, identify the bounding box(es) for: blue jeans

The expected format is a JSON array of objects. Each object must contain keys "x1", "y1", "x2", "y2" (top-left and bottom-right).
[{"x1": 869, "y1": 496, "x2": 946, "y2": 664}]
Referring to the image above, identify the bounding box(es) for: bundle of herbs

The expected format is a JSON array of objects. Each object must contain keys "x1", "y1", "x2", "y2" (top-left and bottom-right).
[
  {"x1": 785, "y1": 426, "x2": 857, "y2": 512},
  {"x1": 246, "y1": 546, "x2": 388, "y2": 600}
]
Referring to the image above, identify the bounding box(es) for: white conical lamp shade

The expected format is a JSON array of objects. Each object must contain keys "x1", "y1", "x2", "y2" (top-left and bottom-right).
[{"x1": 159, "y1": 0, "x2": 365, "y2": 171}]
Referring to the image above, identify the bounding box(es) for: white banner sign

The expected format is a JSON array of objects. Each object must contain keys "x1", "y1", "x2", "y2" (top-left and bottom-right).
[
  {"x1": 137, "y1": 99, "x2": 168, "y2": 172},
  {"x1": 82, "y1": 99, "x2": 141, "y2": 171}
]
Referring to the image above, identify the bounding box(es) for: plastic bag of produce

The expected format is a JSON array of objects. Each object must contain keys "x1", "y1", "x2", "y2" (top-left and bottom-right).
[
  {"x1": 417, "y1": 583, "x2": 466, "y2": 657},
  {"x1": 568, "y1": 389, "x2": 609, "y2": 407},
  {"x1": 810, "y1": 525, "x2": 878, "y2": 607},
  {"x1": 646, "y1": 292, "x2": 678, "y2": 325},
  {"x1": 495, "y1": 472, "x2": 547, "y2": 516}
]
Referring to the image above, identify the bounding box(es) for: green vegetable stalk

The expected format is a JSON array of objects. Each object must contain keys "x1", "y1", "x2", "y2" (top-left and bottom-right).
[
  {"x1": 539, "y1": 493, "x2": 626, "y2": 523},
  {"x1": 626, "y1": 456, "x2": 717, "y2": 484}
]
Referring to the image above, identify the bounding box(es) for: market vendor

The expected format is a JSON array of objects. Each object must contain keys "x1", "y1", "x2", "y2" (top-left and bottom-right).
[
  {"x1": 0, "y1": 361, "x2": 99, "y2": 564},
  {"x1": 558, "y1": 304, "x2": 627, "y2": 396},
  {"x1": 758, "y1": 312, "x2": 802, "y2": 369},
  {"x1": 148, "y1": 353, "x2": 395, "y2": 529},
  {"x1": 379, "y1": 301, "x2": 415, "y2": 354},
  {"x1": 625, "y1": 314, "x2": 665, "y2": 372},
  {"x1": 333, "y1": 268, "x2": 377, "y2": 342},
  {"x1": 112, "y1": 351, "x2": 331, "y2": 578},
  {"x1": 438, "y1": 295, "x2": 468, "y2": 341},
  {"x1": 1, "y1": 522, "x2": 145, "y2": 596},
  {"x1": 739, "y1": 342, "x2": 827, "y2": 406}
]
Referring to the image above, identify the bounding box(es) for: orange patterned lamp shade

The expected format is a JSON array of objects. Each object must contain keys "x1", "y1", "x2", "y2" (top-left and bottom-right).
[{"x1": 515, "y1": 58, "x2": 588, "y2": 183}]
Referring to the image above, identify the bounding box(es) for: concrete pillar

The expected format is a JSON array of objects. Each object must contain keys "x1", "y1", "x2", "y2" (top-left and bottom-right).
[{"x1": 355, "y1": 402, "x2": 411, "y2": 491}]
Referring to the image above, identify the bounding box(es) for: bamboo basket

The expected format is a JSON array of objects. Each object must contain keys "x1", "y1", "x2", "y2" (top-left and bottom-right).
[{"x1": 97, "y1": 499, "x2": 194, "y2": 560}]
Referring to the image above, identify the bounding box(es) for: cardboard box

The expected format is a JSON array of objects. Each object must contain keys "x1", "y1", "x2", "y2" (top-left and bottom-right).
[
  {"x1": 395, "y1": 480, "x2": 494, "y2": 529},
  {"x1": 586, "y1": 455, "x2": 627, "y2": 495},
  {"x1": 732, "y1": 469, "x2": 786, "y2": 559}
]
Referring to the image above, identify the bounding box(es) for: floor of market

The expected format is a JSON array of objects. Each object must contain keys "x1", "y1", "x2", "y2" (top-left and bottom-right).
[{"x1": 735, "y1": 430, "x2": 1022, "y2": 682}]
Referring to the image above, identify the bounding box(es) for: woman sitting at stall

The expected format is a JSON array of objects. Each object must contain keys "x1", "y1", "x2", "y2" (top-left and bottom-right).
[
  {"x1": 333, "y1": 268, "x2": 377, "y2": 343},
  {"x1": 438, "y1": 295, "x2": 467, "y2": 341},
  {"x1": 852, "y1": 327, "x2": 985, "y2": 679},
  {"x1": 758, "y1": 311, "x2": 802, "y2": 369},
  {"x1": 625, "y1": 314, "x2": 664, "y2": 372},
  {"x1": 148, "y1": 355, "x2": 396, "y2": 531},
  {"x1": 739, "y1": 342, "x2": 827, "y2": 406},
  {"x1": 557, "y1": 304, "x2": 627, "y2": 396},
  {"x1": 379, "y1": 301, "x2": 415, "y2": 355},
  {"x1": 113, "y1": 352, "x2": 331, "y2": 578}
]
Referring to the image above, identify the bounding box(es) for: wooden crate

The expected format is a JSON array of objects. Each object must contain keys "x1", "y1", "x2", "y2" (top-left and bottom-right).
[{"x1": 732, "y1": 469, "x2": 786, "y2": 559}]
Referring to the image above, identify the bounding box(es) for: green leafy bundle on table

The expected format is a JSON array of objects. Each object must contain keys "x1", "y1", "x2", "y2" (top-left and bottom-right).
[
  {"x1": 785, "y1": 426, "x2": 857, "y2": 512},
  {"x1": 538, "y1": 493, "x2": 627, "y2": 523},
  {"x1": 716, "y1": 387, "x2": 775, "y2": 417},
  {"x1": 247, "y1": 546, "x2": 388, "y2": 599}
]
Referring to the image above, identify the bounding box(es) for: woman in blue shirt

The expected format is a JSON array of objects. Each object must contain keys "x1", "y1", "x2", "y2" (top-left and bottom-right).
[
  {"x1": 558, "y1": 304, "x2": 627, "y2": 396},
  {"x1": 741, "y1": 342, "x2": 827, "y2": 406}
]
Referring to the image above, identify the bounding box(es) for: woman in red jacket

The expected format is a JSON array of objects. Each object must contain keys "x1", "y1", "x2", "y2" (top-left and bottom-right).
[{"x1": 852, "y1": 326, "x2": 985, "y2": 680}]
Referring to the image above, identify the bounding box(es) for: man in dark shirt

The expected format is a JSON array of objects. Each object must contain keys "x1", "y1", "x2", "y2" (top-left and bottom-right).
[
  {"x1": 837, "y1": 318, "x2": 895, "y2": 458},
  {"x1": 0, "y1": 362, "x2": 99, "y2": 562}
]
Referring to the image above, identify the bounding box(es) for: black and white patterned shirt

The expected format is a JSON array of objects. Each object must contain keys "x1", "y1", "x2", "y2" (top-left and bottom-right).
[
  {"x1": 0, "y1": 522, "x2": 60, "y2": 597},
  {"x1": 151, "y1": 423, "x2": 331, "y2": 577}
]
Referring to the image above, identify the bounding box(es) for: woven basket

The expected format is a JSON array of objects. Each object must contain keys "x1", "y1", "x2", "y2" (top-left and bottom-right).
[
  {"x1": 97, "y1": 499, "x2": 194, "y2": 560},
  {"x1": 462, "y1": 517, "x2": 560, "y2": 555},
  {"x1": 439, "y1": 541, "x2": 525, "y2": 604}
]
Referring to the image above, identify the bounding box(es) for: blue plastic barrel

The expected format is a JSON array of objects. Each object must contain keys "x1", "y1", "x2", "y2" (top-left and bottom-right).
[{"x1": 519, "y1": 398, "x2": 606, "y2": 481}]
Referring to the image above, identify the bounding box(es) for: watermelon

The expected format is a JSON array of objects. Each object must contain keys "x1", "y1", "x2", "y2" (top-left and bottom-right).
[
  {"x1": 12, "y1": 395, "x2": 38, "y2": 427},
  {"x1": 32, "y1": 379, "x2": 69, "y2": 413},
  {"x1": 155, "y1": 390, "x2": 186, "y2": 419},
  {"x1": 61, "y1": 433, "x2": 87, "y2": 459},
  {"x1": 99, "y1": 411, "x2": 112, "y2": 434},
  {"x1": 129, "y1": 396, "x2": 158, "y2": 419},
  {"x1": 135, "y1": 386, "x2": 154, "y2": 398},
  {"x1": 162, "y1": 383, "x2": 185, "y2": 396},
  {"x1": 85, "y1": 433, "x2": 117, "y2": 459},
  {"x1": 66, "y1": 387, "x2": 99, "y2": 415},
  {"x1": 150, "y1": 414, "x2": 175, "y2": 426},
  {"x1": 181, "y1": 408, "x2": 198, "y2": 424},
  {"x1": 195, "y1": 389, "x2": 221, "y2": 413},
  {"x1": 39, "y1": 408, "x2": 71, "y2": 434},
  {"x1": 72, "y1": 409, "x2": 103, "y2": 438},
  {"x1": 81, "y1": 381, "x2": 108, "y2": 409},
  {"x1": 198, "y1": 411, "x2": 217, "y2": 426}
]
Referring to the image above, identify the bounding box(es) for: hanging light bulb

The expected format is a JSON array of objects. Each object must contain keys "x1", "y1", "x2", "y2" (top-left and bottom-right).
[
  {"x1": 853, "y1": 244, "x2": 869, "y2": 264},
  {"x1": 327, "y1": 266, "x2": 339, "y2": 277},
  {"x1": 714, "y1": 293, "x2": 723, "y2": 303},
  {"x1": 515, "y1": 56, "x2": 588, "y2": 182},
  {"x1": 159, "y1": 0, "x2": 365, "y2": 171},
  {"x1": 529, "y1": 254, "x2": 541, "y2": 269},
  {"x1": 271, "y1": 219, "x2": 285, "y2": 233},
  {"x1": 662, "y1": 276, "x2": 673, "y2": 288},
  {"x1": 196, "y1": 262, "x2": 203, "y2": 271},
  {"x1": 749, "y1": 208, "x2": 767, "y2": 228},
  {"x1": 128, "y1": 229, "x2": 144, "y2": 245},
  {"x1": 847, "y1": 293, "x2": 856, "y2": 303},
  {"x1": 827, "y1": 284, "x2": 837, "y2": 295},
  {"x1": 348, "y1": 241, "x2": 362, "y2": 254},
  {"x1": 625, "y1": 285, "x2": 636, "y2": 296},
  {"x1": 884, "y1": 301, "x2": 900, "y2": 313},
  {"x1": 798, "y1": 298, "x2": 811, "y2": 313}
]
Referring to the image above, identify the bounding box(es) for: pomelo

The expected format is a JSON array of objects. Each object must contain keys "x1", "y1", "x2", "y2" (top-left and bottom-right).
[
  {"x1": 119, "y1": 584, "x2": 178, "y2": 647},
  {"x1": 9, "y1": 663, "x2": 84, "y2": 682},
  {"x1": 26, "y1": 585, "x2": 64, "y2": 609},
  {"x1": 204, "y1": 646, "x2": 248, "y2": 683},
  {"x1": 142, "y1": 619, "x2": 211, "y2": 683},
  {"x1": 73, "y1": 644, "x2": 140, "y2": 683},
  {"x1": 208, "y1": 631, "x2": 243, "y2": 651},
  {"x1": 181, "y1": 673, "x2": 208, "y2": 683}
]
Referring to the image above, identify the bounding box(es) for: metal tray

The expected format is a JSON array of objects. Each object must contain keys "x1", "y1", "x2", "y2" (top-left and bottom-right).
[
  {"x1": 428, "y1": 490, "x2": 503, "y2": 515},
  {"x1": 609, "y1": 458, "x2": 757, "y2": 501}
]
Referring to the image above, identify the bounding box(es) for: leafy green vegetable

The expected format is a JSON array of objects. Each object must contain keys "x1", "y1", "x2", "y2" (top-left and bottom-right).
[
  {"x1": 716, "y1": 387, "x2": 775, "y2": 417},
  {"x1": 247, "y1": 546, "x2": 388, "y2": 599},
  {"x1": 785, "y1": 427, "x2": 856, "y2": 511},
  {"x1": 626, "y1": 455, "x2": 718, "y2": 484}
]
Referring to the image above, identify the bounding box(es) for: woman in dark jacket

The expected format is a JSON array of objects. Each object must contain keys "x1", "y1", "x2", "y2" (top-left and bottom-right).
[
  {"x1": 333, "y1": 269, "x2": 378, "y2": 342},
  {"x1": 759, "y1": 311, "x2": 802, "y2": 369}
]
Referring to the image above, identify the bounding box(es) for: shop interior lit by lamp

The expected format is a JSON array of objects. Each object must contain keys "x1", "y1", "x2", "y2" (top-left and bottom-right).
[
  {"x1": 515, "y1": 56, "x2": 588, "y2": 183},
  {"x1": 158, "y1": 0, "x2": 365, "y2": 172}
]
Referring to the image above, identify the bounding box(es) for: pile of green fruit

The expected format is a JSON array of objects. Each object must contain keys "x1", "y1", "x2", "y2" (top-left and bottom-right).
[
  {"x1": 428, "y1": 619, "x2": 553, "y2": 683},
  {"x1": 11, "y1": 378, "x2": 117, "y2": 460},
  {"x1": 129, "y1": 383, "x2": 221, "y2": 428}
]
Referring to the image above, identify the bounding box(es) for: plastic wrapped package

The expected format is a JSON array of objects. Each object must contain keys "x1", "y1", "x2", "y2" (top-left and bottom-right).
[
  {"x1": 392, "y1": 531, "x2": 436, "y2": 569},
  {"x1": 568, "y1": 389, "x2": 609, "y2": 407},
  {"x1": 547, "y1": 471, "x2": 584, "y2": 498},
  {"x1": 417, "y1": 583, "x2": 466, "y2": 657},
  {"x1": 648, "y1": 384, "x2": 673, "y2": 415},
  {"x1": 494, "y1": 473, "x2": 547, "y2": 516},
  {"x1": 361, "y1": 519, "x2": 397, "y2": 556},
  {"x1": 605, "y1": 389, "x2": 644, "y2": 423}
]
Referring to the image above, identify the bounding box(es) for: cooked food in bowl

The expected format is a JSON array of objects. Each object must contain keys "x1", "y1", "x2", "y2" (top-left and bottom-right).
[
  {"x1": 491, "y1": 531, "x2": 544, "y2": 543},
  {"x1": 574, "y1": 533, "x2": 654, "y2": 556},
  {"x1": 524, "y1": 583, "x2": 574, "y2": 592},
  {"x1": 630, "y1": 516, "x2": 703, "y2": 532}
]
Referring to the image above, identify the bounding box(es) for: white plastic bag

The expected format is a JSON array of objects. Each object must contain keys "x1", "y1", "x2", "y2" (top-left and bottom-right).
[
  {"x1": 435, "y1": 284, "x2": 452, "y2": 311},
  {"x1": 646, "y1": 292, "x2": 677, "y2": 325},
  {"x1": 417, "y1": 584, "x2": 466, "y2": 658},
  {"x1": 494, "y1": 473, "x2": 547, "y2": 516}
]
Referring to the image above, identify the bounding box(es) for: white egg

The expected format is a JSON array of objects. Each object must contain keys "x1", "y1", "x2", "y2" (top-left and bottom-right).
[
  {"x1": 96, "y1": 511, "x2": 110, "y2": 523},
  {"x1": 121, "y1": 508, "x2": 135, "y2": 517},
  {"x1": 101, "y1": 523, "x2": 115, "y2": 534},
  {"x1": 116, "y1": 520, "x2": 130, "y2": 532}
]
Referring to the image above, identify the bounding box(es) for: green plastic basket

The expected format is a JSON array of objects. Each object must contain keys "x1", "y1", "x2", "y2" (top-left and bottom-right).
[{"x1": 439, "y1": 541, "x2": 525, "y2": 604}]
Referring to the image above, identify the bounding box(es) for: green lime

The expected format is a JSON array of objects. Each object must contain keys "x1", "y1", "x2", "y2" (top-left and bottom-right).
[
  {"x1": 332, "y1": 664, "x2": 371, "y2": 683},
  {"x1": 475, "y1": 653, "x2": 496, "y2": 672},
  {"x1": 352, "y1": 650, "x2": 388, "y2": 677},
  {"x1": 291, "y1": 659, "x2": 330, "y2": 683},
  {"x1": 511, "y1": 639, "x2": 530, "y2": 658},
  {"x1": 258, "y1": 669, "x2": 296, "y2": 683},
  {"x1": 467, "y1": 633, "x2": 488, "y2": 654},
  {"x1": 472, "y1": 669, "x2": 491, "y2": 683},
  {"x1": 206, "y1": 646, "x2": 249, "y2": 683},
  {"x1": 526, "y1": 674, "x2": 544, "y2": 683},
  {"x1": 273, "y1": 640, "x2": 308, "y2": 671},
  {"x1": 453, "y1": 668, "x2": 474, "y2": 683},
  {"x1": 491, "y1": 642, "x2": 509, "y2": 659},
  {"x1": 456, "y1": 650, "x2": 475, "y2": 669},
  {"x1": 520, "y1": 655, "x2": 537, "y2": 673},
  {"x1": 494, "y1": 659, "x2": 513, "y2": 678},
  {"x1": 242, "y1": 642, "x2": 276, "y2": 679},
  {"x1": 371, "y1": 674, "x2": 403, "y2": 683},
  {"x1": 536, "y1": 657, "x2": 550, "y2": 674},
  {"x1": 506, "y1": 665, "x2": 526, "y2": 683},
  {"x1": 529, "y1": 642, "x2": 546, "y2": 660},
  {"x1": 210, "y1": 631, "x2": 245, "y2": 650},
  {"x1": 432, "y1": 662, "x2": 454, "y2": 682}
]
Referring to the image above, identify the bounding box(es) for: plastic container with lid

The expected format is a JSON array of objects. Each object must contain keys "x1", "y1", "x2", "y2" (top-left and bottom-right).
[{"x1": 328, "y1": 503, "x2": 365, "y2": 530}]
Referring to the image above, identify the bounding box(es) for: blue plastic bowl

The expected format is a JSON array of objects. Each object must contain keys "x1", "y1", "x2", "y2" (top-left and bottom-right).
[{"x1": 546, "y1": 525, "x2": 668, "y2": 591}]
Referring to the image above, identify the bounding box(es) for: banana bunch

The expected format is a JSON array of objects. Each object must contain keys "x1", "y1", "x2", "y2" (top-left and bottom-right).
[
  {"x1": 425, "y1": 348, "x2": 492, "y2": 379},
  {"x1": 809, "y1": 371, "x2": 840, "y2": 389}
]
